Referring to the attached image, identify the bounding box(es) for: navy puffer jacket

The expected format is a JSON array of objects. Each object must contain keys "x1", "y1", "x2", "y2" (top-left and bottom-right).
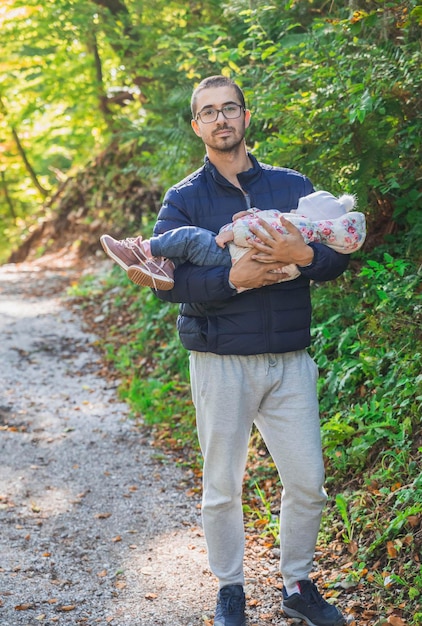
[{"x1": 153, "y1": 154, "x2": 349, "y2": 356}]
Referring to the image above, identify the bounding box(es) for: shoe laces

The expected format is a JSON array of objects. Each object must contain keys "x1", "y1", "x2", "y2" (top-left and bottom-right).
[
  {"x1": 219, "y1": 589, "x2": 245, "y2": 614},
  {"x1": 121, "y1": 238, "x2": 146, "y2": 263},
  {"x1": 121, "y1": 237, "x2": 140, "y2": 248}
]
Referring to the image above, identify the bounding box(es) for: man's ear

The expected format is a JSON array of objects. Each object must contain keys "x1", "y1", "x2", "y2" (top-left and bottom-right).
[
  {"x1": 191, "y1": 118, "x2": 202, "y2": 137},
  {"x1": 245, "y1": 109, "x2": 251, "y2": 129}
]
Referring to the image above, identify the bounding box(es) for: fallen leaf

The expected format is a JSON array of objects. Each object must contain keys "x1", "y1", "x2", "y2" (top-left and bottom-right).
[
  {"x1": 97, "y1": 570, "x2": 107, "y2": 578},
  {"x1": 57, "y1": 605, "x2": 76, "y2": 612},
  {"x1": 114, "y1": 581, "x2": 126, "y2": 589},
  {"x1": 112, "y1": 535, "x2": 122, "y2": 542},
  {"x1": 254, "y1": 519, "x2": 268, "y2": 529},
  {"x1": 387, "y1": 541, "x2": 398, "y2": 558},
  {"x1": 15, "y1": 603, "x2": 35, "y2": 610},
  {"x1": 388, "y1": 616, "x2": 407, "y2": 626},
  {"x1": 145, "y1": 593, "x2": 158, "y2": 600},
  {"x1": 95, "y1": 512, "x2": 111, "y2": 519}
]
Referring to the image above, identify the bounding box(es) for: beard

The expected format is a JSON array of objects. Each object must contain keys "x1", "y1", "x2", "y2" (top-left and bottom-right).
[{"x1": 205, "y1": 124, "x2": 246, "y2": 154}]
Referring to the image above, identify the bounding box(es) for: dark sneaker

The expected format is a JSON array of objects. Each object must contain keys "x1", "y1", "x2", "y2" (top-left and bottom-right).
[
  {"x1": 100, "y1": 234, "x2": 148, "y2": 271},
  {"x1": 282, "y1": 580, "x2": 345, "y2": 626},
  {"x1": 214, "y1": 584, "x2": 246, "y2": 626},
  {"x1": 127, "y1": 258, "x2": 175, "y2": 291}
]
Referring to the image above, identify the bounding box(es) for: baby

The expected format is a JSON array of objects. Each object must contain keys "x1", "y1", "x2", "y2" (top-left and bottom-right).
[{"x1": 100, "y1": 190, "x2": 366, "y2": 291}]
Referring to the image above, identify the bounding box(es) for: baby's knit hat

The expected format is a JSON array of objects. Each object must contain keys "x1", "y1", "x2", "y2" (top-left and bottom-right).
[{"x1": 297, "y1": 190, "x2": 356, "y2": 220}]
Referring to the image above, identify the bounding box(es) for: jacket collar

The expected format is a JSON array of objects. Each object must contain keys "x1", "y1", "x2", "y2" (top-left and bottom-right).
[{"x1": 204, "y1": 152, "x2": 262, "y2": 188}]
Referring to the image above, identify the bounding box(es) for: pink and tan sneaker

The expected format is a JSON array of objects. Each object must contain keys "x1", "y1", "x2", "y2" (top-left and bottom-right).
[
  {"x1": 100, "y1": 234, "x2": 150, "y2": 270},
  {"x1": 127, "y1": 258, "x2": 175, "y2": 291}
]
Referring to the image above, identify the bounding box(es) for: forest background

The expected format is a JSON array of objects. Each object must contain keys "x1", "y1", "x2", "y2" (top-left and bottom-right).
[{"x1": 1, "y1": 0, "x2": 421, "y2": 623}]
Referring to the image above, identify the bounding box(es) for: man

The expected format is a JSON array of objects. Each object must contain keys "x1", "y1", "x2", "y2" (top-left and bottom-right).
[{"x1": 153, "y1": 76, "x2": 348, "y2": 626}]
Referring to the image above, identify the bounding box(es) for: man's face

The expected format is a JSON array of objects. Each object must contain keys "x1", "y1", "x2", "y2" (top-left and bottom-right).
[{"x1": 191, "y1": 85, "x2": 250, "y2": 154}]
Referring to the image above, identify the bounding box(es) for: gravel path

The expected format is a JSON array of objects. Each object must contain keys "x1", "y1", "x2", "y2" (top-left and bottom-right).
[
  {"x1": 0, "y1": 258, "x2": 291, "y2": 626},
  {"x1": 0, "y1": 260, "x2": 218, "y2": 626}
]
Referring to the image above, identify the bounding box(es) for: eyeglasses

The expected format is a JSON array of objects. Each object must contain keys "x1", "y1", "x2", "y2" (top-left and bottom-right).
[{"x1": 196, "y1": 104, "x2": 245, "y2": 124}]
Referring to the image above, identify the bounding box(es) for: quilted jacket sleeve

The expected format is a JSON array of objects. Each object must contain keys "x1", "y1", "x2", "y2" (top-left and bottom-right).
[
  {"x1": 298, "y1": 243, "x2": 350, "y2": 281},
  {"x1": 152, "y1": 189, "x2": 236, "y2": 304}
]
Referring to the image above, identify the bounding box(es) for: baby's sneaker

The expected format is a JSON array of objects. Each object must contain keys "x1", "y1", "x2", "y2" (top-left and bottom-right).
[
  {"x1": 100, "y1": 234, "x2": 149, "y2": 270},
  {"x1": 127, "y1": 258, "x2": 175, "y2": 291}
]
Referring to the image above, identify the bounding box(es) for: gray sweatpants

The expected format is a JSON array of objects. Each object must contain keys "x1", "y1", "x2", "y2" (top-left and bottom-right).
[{"x1": 189, "y1": 349, "x2": 327, "y2": 589}]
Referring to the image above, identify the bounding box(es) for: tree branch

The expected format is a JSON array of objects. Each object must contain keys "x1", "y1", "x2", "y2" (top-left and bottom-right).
[{"x1": 0, "y1": 95, "x2": 49, "y2": 198}]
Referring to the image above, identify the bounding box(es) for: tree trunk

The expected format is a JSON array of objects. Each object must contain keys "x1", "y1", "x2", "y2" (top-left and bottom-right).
[
  {"x1": 11, "y1": 126, "x2": 49, "y2": 198},
  {"x1": 86, "y1": 27, "x2": 114, "y2": 129},
  {"x1": 0, "y1": 95, "x2": 49, "y2": 198},
  {"x1": 0, "y1": 170, "x2": 17, "y2": 219}
]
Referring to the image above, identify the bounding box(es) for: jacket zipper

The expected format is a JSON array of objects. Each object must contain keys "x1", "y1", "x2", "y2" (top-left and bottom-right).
[{"x1": 243, "y1": 192, "x2": 252, "y2": 210}]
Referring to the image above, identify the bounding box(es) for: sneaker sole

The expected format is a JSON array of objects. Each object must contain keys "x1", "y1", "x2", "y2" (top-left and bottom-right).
[
  {"x1": 100, "y1": 236, "x2": 131, "y2": 271},
  {"x1": 282, "y1": 604, "x2": 346, "y2": 626},
  {"x1": 127, "y1": 266, "x2": 174, "y2": 291}
]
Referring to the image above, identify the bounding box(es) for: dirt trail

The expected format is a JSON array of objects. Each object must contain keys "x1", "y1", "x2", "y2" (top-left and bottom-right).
[{"x1": 0, "y1": 258, "x2": 217, "y2": 626}]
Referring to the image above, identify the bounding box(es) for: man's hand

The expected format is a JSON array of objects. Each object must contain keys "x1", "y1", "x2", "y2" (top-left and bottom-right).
[
  {"x1": 229, "y1": 248, "x2": 291, "y2": 291},
  {"x1": 249, "y1": 216, "x2": 314, "y2": 266}
]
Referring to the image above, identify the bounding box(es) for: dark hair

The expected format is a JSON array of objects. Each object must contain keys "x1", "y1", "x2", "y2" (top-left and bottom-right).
[{"x1": 191, "y1": 75, "x2": 246, "y2": 118}]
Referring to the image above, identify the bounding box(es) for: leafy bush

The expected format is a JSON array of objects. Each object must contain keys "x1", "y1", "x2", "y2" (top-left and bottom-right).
[
  {"x1": 311, "y1": 252, "x2": 420, "y2": 476},
  {"x1": 309, "y1": 251, "x2": 421, "y2": 620}
]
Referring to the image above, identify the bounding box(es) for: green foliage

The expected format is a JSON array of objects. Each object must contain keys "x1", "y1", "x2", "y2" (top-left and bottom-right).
[
  {"x1": 2, "y1": 0, "x2": 421, "y2": 262},
  {"x1": 335, "y1": 493, "x2": 355, "y2": 544},
  {"x1": 312, "y1": 252, "x2": 420, "y2": 476},
  {"x1": 243, "y1": 8, "x2": 421, "y2": 246},
  {"x1": 308, "y1": 251, "x2": 421, "y2": 620}
]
